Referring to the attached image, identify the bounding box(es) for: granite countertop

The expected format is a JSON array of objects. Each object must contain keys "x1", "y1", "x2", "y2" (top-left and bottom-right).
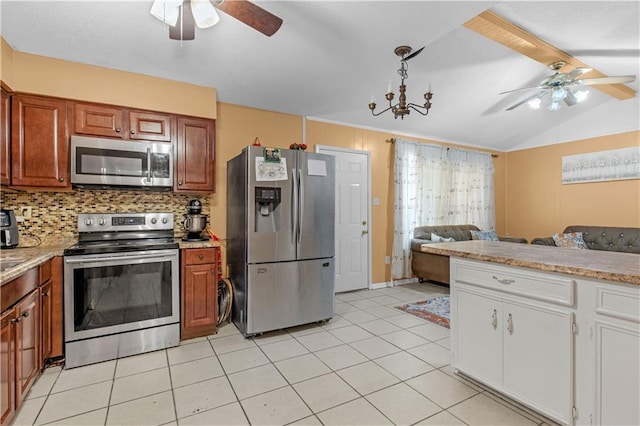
[
  {"x1": 177, "y1": 239, "x2": 223, "y2": 249},
  {"x1": 0, "y1": 238, "x2": 76, "y2": 284},
  {"x1": 421, "y1": 240, "x2": 640, "y2": 286}
]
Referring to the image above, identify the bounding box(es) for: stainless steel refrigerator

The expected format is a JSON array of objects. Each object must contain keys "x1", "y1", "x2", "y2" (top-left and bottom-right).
[{"x1": 227, "y1": 146, "x2": 335, "y2": 337}]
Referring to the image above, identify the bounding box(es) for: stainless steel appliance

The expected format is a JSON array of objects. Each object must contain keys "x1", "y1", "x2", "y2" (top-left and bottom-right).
[
  {"x1": 182, "y1": 199, "x2": 209, "y2": 241},
  {"x1": 70, "y1": 135, "x2": 173, "y2": 190},
  {"x1": 0, "y1": 209, "x2": 19, "y2": 249},
  {"x1": 227, "y1": 146, "x2": 335, "y2": 337},
  {"x1": 63, "y1": 212, "x2": 179, "y2": 368}
]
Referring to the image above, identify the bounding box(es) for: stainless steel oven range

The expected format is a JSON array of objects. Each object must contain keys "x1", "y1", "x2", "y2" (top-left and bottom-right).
[{"x1": 63, "y1": 213, "x2": 180, "y2": 368}]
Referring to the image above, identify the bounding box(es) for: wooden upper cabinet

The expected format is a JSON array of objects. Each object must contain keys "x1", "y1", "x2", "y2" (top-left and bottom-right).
[
  {"x1": 129, "y1": 111, "x2": 172, "y2": 142},
  {"x1": 11, "y1": 95, "x2": 69, "y2": 188},
  {"x1": 175, "y1": 117, "x2": 215, "y2": 193},
  {"x1": 74, "y1": 103, "x2": 125, "y2": 138},
  {"x1": 1, "y1": 89, "x2": 10, "y2": 186},
  {"x1": 74, "y1": 103, "x2": 172, "y2": 142}
]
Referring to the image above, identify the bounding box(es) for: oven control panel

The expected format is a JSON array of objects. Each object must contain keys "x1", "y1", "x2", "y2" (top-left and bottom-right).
[{"x1": 78, "y1": 213, "x2": 174, "y2": 232}]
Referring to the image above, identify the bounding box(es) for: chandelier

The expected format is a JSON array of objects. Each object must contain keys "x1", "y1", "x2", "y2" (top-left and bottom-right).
[{"x1": 368, "y1": 46, "x2": 433, "y2": 120}]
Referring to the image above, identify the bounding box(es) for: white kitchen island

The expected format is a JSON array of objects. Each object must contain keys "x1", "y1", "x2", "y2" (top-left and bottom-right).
[{"x1": 420, "y1": 241, "x2": 640, "y2": 426}]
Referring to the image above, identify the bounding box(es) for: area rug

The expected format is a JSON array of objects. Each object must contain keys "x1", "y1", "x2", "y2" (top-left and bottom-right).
[{"x1": 396, "y1": 295, "x2": 450, "y2": 329}]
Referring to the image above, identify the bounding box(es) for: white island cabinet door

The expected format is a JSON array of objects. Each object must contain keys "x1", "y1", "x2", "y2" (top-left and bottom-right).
[
  {"x1": 502, "y1": 299, "x2": 574, "y2": 425},
  {"x1": 454, "y1": 286, "x2": 503, "y2": 388}
]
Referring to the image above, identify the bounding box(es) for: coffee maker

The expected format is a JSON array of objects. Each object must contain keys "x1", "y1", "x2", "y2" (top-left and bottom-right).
[
  {"x1": 182, "y1": 199, "x2": 209, "y2": 242},
  {"x1": 0, "y1": 209, "x2": 20, "y2": 249}
]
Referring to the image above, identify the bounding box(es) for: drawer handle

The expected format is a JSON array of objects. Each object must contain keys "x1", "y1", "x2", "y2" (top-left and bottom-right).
[
  {"x1": 199, "y1": 254, "x2": 204, "y2": 260},
  {"x1": 492, "y1": 275, "x2": 515, "y2": 285},
  {"x1": 491, "y1": 309, "x2": 498, "y2": 329},
  {"x1": 58, "y1": 177, "x2": 65, "y2": 182},
  {"x1": 130, "y1": 130, "x2": 136, "y2": 135},
  {"x1": 507, "y1": 313, "x2": 514, "y2": 335},
  {"x1": 10, "y1": 317, "x2": 21, "y2": 324},
  {"x1": 115, "y1": 128, "x2": 121, "y2": 133}
]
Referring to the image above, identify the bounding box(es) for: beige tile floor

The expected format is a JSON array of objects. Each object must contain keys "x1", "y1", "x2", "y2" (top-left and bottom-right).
[{"x1": 12, "y1": 282, "x2": 558, "y2": 426}]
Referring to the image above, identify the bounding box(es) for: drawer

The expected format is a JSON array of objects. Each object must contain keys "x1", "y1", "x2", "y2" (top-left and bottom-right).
[
  {"x1": 451, "y1": 258, "x2": 574, "y2": 306},
  {"x1": 183, "y1": 248, "x2": 217, "y2": 265},
  {"x1": 595, "y1": 284, "x2": 640, "y2": 323}
]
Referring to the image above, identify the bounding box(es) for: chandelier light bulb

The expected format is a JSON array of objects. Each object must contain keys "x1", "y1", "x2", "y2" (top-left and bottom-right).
[
  {"x1": 548, "y1": 101, "x2": 562, "y2": 111},
  {"x1": 387, "y1": 81, "x2": 393, "y2": 94},
  {"x1": 551, "y1": 87, "x2": 567, "y2": 101}
]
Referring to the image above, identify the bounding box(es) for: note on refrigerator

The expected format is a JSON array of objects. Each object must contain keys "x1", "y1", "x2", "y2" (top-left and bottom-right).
[
  {"x1": 256, "y1": 157, "x2": 288, "y2": 181},
  {"x1": 307, "y1": 159, "x2": 327, "y2": 176}
]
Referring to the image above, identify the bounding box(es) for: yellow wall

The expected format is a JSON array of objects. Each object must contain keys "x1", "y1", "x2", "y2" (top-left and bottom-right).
[
  {"x1": 0, "y1": 38, "x2": 216, "y2": 118},
  {"x1": 504, "y1": 131, "x2": 640, "y2": 243}
]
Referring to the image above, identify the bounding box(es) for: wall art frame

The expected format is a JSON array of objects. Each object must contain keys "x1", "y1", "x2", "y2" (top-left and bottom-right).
[{"x1": 562, "y1": 146, "x2": 640, "y2": 184}]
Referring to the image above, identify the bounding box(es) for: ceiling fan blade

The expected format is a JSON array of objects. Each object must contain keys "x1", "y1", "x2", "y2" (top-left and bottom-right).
[
  {"x1": 403, "y1": 46, "x2": 425, "y2": 61},
  {"x1": 169, "y1": 1, "x2": 195, "y2": 40},
  {"x1": 499, "y1": 85, "x2": 545, "y2": 95},
  {"x1": 567, "y1": 67, "x2": 592, "y2": 80},
  {"x1": 578, "y1": 75, "x2": 637, "y2": 85},
  {"x1": 464, "y1": 10, "x2": 636, "y2": 100},
  {"x1": 214, "y1": 0, "x2": 283, "y2": 37},
  {"x1": 506, "y1": 91, "x2": 545, "y2": 111}
]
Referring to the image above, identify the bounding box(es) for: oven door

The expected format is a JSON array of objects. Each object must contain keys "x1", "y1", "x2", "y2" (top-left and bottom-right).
[{"x1": 64, "y1": 249, "x2": 179, "y2": 342}]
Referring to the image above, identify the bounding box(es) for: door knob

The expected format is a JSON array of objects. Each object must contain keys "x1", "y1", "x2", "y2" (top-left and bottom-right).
[
  {"x1": 362, "y1": 220, "x2": 367, "y2": 225},
  {"x1": 362, "y1": 230, "x2": 368, "y2": 235}
]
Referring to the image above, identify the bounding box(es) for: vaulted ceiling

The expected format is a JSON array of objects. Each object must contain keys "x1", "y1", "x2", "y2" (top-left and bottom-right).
[{"x1": 2, "y1": 1, "x2": 638, "y2": 151}]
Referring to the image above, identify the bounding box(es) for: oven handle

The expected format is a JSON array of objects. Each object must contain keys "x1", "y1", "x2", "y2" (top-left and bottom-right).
[
  {"x1": 65, "y1": 252, "x2": 176, "y2": 264},
  {"x1": 146, "y1": 147, "x2": 152, "y2": 184}
]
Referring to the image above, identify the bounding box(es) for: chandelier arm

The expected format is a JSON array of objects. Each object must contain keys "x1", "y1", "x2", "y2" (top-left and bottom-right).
[
  {"x1": 370, "y1": 104, "x2": 397, "y2": 117},
  {"x1": 407, "y1": 104, "x2": 431, "y2": 116}
]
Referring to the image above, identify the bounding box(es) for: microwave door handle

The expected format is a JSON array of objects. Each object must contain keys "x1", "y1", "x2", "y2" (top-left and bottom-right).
[
  {"x1": 3, "y1": 229, "x2": 10, "y2": 245},
  {"x1": 146, "y1": 148, "x2": 152, "y2": 184}
]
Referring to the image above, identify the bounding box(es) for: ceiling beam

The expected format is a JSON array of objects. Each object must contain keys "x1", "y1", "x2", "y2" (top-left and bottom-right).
[{"x1": 464, "y1": 10, "x2": 636, "y2": 100}]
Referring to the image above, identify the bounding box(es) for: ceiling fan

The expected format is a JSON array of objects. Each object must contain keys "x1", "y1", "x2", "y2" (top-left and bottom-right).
[
  {"x1": 500, "y1": 61, "x2": 637, "y2": 111},
  {"x1": 150, "y1": 0, "x2": 283, "y2": 40},
  {"x1": 464, "y1": 10, "x2": 637, "y2": 111}
]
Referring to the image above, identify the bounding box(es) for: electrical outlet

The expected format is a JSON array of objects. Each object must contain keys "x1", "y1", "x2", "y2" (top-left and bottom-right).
[
  {"x1": 385, "y1": 256, "x2": 391, "y2": 265},
  {"x1": 20, "y1": 206, "x2": 33, "y2": 219}
]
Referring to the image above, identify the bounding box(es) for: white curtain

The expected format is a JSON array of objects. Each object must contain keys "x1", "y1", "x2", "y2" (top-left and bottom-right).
[{"x1": 391, "y1": 139, "x2": 495, "y2": 279}]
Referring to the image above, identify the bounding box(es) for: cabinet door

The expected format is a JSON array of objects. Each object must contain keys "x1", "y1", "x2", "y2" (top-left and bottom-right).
[
  {"x1": 181, "y1": 249, "x2": 218, "y2": 340},
  {"x1": 594, "y1": 320, "x2": 640, "y2": 426},
  {"x1": 502, "y1": 300, "x2": 573, "y2": 424},
  {"x1": 454, "y1": 287, "x2": 503, "y2": 387},
  {"x1": 1, "y1": 89, "x2": 10, "y2": 186},
  {"x1": 175, "y1": 117, "x2": 215, "y2": 192},
  {"x1": 1, "y1": 310, "x2": 16, "y2": 426},
  {"x1": 11, "y1": 95, "x2": 69, "y2": 188},
  {"x1": 129, "y1": 111, "x2": 172, "y2": 142},
  {"x1": 40, "y1": 281, "x2": 53, "y2": 365},
  {"x1": 14, "y1": 290, "x2": 40, "y2": 407},
  {"x1": 74, "y1": 103, "x2": 125, "y2": 138}
]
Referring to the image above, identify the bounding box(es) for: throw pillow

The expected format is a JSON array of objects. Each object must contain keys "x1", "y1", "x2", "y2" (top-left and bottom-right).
[
  {"x1": 431, "y1": 232, "x2": 455, "y2": 243},
  {"x1": 470, "y1": 229, "x2": 500, "y2": 241},
  {"x1": 552, "y1": 232, "x2": 589, "y2": 250}
]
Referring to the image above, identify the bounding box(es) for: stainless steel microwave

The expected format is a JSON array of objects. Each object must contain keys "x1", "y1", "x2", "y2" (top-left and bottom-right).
[{"x1": 71, "y1": 135, "x2": 173, "y2": 190}]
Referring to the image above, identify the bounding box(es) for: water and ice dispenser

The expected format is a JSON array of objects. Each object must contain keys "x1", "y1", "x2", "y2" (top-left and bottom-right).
[{"x1": 254, "y1": 186, "x2": 281, "y2": 232}]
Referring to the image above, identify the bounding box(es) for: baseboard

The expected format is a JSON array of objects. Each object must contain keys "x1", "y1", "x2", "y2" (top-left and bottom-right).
[{"x1": 370, "y1": 277, "x2": 419, "y2": 289}]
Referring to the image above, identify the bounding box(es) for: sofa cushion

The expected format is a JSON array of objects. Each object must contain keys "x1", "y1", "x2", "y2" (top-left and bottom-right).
[
  {"x1": 552, "y1": 232, "x2": 589, "y2": 250},
  {"x1": 470, "y1": 229, "x2": 499, "y2": 241},
  {"x1": 431, "y1": 233, "x2": 455, "y2": 243}
]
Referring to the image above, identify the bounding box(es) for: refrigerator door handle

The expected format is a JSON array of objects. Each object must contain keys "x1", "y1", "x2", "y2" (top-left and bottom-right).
[
  {"x1": 297, "y1": 168, "x2": 304, "y2": 243},
  {"x1": 291, "y1": 168, "x2": 298, "y2": 245}
]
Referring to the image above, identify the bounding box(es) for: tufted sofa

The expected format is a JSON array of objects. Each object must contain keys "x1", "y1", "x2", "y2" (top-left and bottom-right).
[
  {"x1": 531, "y1": 226, "x2": 640, "y2": 254},
  {"x1": 411, "y1": 224, "x2": 527, "y2": 285}
]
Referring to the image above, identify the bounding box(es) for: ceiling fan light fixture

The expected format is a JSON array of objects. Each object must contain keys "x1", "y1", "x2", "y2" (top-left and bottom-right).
[
  {"x1": 191, "y1": 0, "x2": 220, "y2": 28},
  {"x1": 528, "y1": 98, "x2": 542, "y2": 109},
  {"x1": 551, "y1": 87, "x2": 567, "y2": 102},
  {"x1": 548, "y1": 101, "x2": 562, "y2": 111},
  {"x1": 573, "y1": 89, "x2": 589, "y2": 103},
  {"x1": 150, "y1": 0, "x2": 183, "y2": 26}
]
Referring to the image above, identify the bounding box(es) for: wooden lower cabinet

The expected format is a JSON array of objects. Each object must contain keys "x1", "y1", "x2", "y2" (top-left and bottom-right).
[
  {"x1": 0, "y1": 257, "x2": 63, "y2": 426},
  {"x1": 1, "y1": 310, "x2": 16, "y2": 426},
  {"x1": 181, "y1": 248, "x2": 219, "y2": 340}
]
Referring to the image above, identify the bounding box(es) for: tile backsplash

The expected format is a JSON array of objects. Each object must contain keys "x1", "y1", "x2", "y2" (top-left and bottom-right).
[{"x1": 0, "y1": 189, "x2": 211, "y2": 241}]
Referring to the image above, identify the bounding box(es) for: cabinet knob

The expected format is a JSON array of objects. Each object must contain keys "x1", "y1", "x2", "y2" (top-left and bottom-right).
[
  {"x1": 199, "y1": 254, "x2": 204, "y2": 260},
  {"x1": 58, "y1": 177, "x2": 64, "y2": 182},
  {"x1": 178, "y1": 180, "x2": 183, "y2": 186},
  {"x1": 10, "y1": 317, "x2": 20, "y2": 324},
  {"x1": 130, "y1": 130, "x2": 136, "y2": 135},
  {"x1": 115, "y1": 128, "x2": 121, "y2": 133},
  {"x1": 42, "y1": 291, "x2": 49, "y2": 297},
  {"x1": 211, "y1": 269, "x2": 215, "y2": 273},
  {"x1": 22, "y1": 311, "x2": 29, "y2": 318}
]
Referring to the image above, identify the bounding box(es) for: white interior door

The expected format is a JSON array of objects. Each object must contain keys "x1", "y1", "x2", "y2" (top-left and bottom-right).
[{"x1": 316, "y1": 145, "x2": 370, "y2": 293}]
